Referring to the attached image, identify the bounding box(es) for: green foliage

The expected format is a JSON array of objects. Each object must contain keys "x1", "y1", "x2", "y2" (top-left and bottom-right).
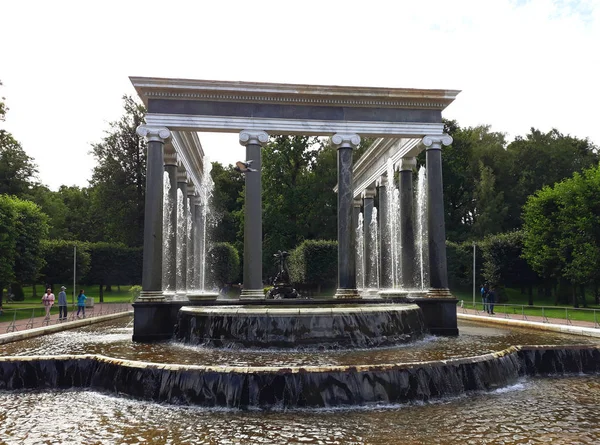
[
  {"x1": 12, "y1": 198, "x2": 48, "y2": 284},
  {"x1": 210, "y1": 162, "x2": 244, "y2": 246},
  {"x1": 129, "y1": 285, "x2": 142, "y2": 301},
  {"x1": 85, "y1": 242, "x2": 142, "y2": 301},
  {"x1": 446, "y1": 241, "x2": 481, "y2": 290},
  {"x1": 207, "y1": 242, "x2": 240, "y2": 287},
  {"x1": 523, "y1": 164, "x2": 600, "y2": 306},
  {"x1": 481, "y1": 231, "x2": 539, "y2": 303},
  {"x1": 289, "y1": 240, "x2": 337, "y2": 291},
  {"x1": 0, "y1": 130, "x2": 38, "y2": 197},
  {"x1": 89, "y1": 95, "x2": 146, "y2": 246},
  {"x1": 0, "y1": 195, "x2": 47, "y2": 300},
  {"x1": 40, "y1": 240, "x2": 91, "y2": 286},
  {"x1": 0, "y1": 195, "x2": 17, "y2": 290}
]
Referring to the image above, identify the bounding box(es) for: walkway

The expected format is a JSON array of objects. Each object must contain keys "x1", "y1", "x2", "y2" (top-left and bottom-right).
[
  {"x1": 0, "y1": 303, "x2": 132, "y2": 334},
  {"x1": 457, "y1": 306, "x2": 600, "y2": 338}
]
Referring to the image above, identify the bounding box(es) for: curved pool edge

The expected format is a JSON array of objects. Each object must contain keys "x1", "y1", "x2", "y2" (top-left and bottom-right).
[{"x1": 1, "y1": 345, "x2": 598, "y2": 409}]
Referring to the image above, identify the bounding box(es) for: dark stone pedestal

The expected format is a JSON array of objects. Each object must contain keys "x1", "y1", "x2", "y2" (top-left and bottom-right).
[
  {"x1": 132, "y1": 301, "x2": 187, "y2": 342},
  {"x1": 408, "y1": 297, "x2": 459, "y2": 336}
]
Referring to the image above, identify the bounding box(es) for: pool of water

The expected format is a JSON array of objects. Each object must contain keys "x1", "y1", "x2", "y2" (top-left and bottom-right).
[
  {"x1": 2, "y1": 317, "x2": 598, "y2": 367},
  {"x1": 1, "y1": 376, "x2": 599, "y2": 444}
]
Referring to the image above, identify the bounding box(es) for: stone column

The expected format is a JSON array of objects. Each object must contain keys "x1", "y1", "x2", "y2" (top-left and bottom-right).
[
  {"x1": 362, "y1": 186, "x2": 376, "y2": 289},
  {"x1": 399, "y1": 157, "x2": 417, "y2": 288},
  {"x1": 187, "y1": 184, "x2": 196, "y2": 291},
  {"x1": 332, "y1": 133, "x2": 361, "y2": 299},
  {"x1": 176, "y1": 169, "x2": 188, "y2": 297},
  {"x1": 194, "y1": 198, "x2": 204, "y2": 292},
  {"x1": 162, "y1": 150, "x2": 178, "y2": 296},
  {"x1": 136, "y1": 125, "x2": 170, "y2": 301},
  {"x1": 378, "y1": 175, "x2": 392, "y2": 289},
  {"x1": 423, "y1": 135, "x2": 453, "y2": 296},
  {"x1": 239, "y1": 130, "x2": 269, "y2": 299}
]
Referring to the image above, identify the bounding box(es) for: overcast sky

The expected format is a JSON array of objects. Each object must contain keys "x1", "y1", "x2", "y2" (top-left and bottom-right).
[{"x1": 2, "y1": 0, "x2": 599, "y2": 191}]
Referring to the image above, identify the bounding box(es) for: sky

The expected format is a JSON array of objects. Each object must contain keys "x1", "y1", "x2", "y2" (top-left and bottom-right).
[{"x1": 2, "y1": 0, "x2": 599, "y2": 191}]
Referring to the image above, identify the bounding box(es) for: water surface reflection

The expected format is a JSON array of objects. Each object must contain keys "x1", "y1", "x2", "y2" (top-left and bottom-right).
[
  {"x1": 2, "y1": 318, "x2": 598, "y2": 367},
  {"x1": 0, "y1": 376, "x2": 598, "y2": 444}
]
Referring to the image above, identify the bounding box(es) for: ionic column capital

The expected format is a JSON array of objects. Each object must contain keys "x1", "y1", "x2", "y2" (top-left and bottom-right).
[
  {"x1": 331, "y1": 133, "x2": 361, "y2": 149},
  {"x1": 186, "y1": 184, "x2": 196, "y2": 196},
  {"x1": 164, "y1": 151, "x2": 178, "y2": 166},
  {"x1": 422, "y1": 134, "x2": 453, "y2": 149},
  {"x1": 177, "y1": 170, "x2": 188, "y2": 184},
  {"x1": 239, "y1": 130, "x2": 269, "y2": 146},
  {"x1": 136, "y1": 125, "x2": 171, "y2": 143},
  {"x1": 399, "y1": 157, "x2": 417, "y2": 171},
  {"x1": 353, "y1": 197, "x2": 363, "y2": 208},
  {"x1": 362, "y1": 186, "x2": 377, "y2": 200}
]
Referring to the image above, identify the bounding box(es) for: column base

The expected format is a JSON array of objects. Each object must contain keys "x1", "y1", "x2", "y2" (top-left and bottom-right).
[
  {"x1": 137, "y1": 290, "x2": 165, "y2": 302},
  {"x1": 334, "y1": 289, "x2": 361, "y2": 299},
  {"x1": 240, "y1": 289, "x2": 265, "y2": 300},
  {"x1": 427, "y1": 288, "x2": 454, "y2": 298}
]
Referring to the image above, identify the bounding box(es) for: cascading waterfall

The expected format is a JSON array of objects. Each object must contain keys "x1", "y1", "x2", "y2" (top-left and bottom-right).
[
  {"x1": 356, "y1": 212, "x2": 365, "y2": 289},
  {"x1": 162, "y1": 172, "x2": 175, "y2": 296},
  {"x1": 415, "y1": 166, "x2": 429, "y2": 290},
  {"x1": 367, "y1": 207, "x2": 380, "y2": 289}
]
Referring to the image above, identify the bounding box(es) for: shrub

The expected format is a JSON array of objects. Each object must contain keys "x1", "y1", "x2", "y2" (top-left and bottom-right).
[
  {"x1": 207, "y1": 242, "x2": 240, "y2": 288},
  {"x1": 289, "y1": 240, "x2": 337, "y2": 293}
]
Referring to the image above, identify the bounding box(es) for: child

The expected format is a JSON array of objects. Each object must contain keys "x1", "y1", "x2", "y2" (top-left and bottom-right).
[{"x1": 76, "y1": 290, "x2": 87, "y2": 318}]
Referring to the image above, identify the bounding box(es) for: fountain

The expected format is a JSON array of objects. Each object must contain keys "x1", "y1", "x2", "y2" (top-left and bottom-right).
[{"x1": 1, "y1": 77, "x2": 600, "y2": 443}]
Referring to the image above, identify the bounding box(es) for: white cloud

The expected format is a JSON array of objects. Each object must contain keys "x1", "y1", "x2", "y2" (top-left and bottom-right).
[{"x1": 1, "y1": 0, "x2": 599, "y2": 190}]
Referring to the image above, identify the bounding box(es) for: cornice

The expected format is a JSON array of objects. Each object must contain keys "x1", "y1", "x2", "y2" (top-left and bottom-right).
[
  {"x1": 130, "y1": 76, "x2": 460, "y2": 110},
  {"x1": 145, "y1": 113, "x2": 443, "y2": 137}
]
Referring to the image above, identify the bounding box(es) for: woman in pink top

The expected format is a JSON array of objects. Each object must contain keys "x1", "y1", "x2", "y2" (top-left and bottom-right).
[{"x1": 42, "y1": 288, "x2": 55, "y2": 319}]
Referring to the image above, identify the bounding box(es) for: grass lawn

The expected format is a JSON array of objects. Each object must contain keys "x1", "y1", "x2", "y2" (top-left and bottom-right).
[{"x1": 453, "y1": 288, "x2": 600, "y2": 325}]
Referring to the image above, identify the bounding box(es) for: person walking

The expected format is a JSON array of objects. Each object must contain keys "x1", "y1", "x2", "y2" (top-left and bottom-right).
[
  {"x1": 480, "y1": 284, "x2": 488, "y2": 313},
  {"x1": 58, "y1": 286, "x2": 68, "y2": 321},
  {"x1": 76, "y1": 290, "x2": 87, "y2": 318},
  {"x1": 42, "y1": 288, "x2": 55, "y2": 319},
  {"x1": 487, "y1": 286, "x2": 496, "y2": 315}
]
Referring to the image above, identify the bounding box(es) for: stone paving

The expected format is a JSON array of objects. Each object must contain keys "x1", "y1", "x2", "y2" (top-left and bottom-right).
[{"x1": 0, "y1": 303, "x2": 132, "y2": 335}]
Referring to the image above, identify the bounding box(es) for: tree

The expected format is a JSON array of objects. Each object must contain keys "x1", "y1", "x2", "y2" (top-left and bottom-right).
[
  {"x1": 507, "y1": 128, "x2": 598, "y2": 229},
  {"x1": 40, "y1": 240, "x2": 91, "y2": 290},
  {"x1": 481, "y1": 231, "x2": 539, "y2": 305},
  {"x1": 0, "y1": 131, "x2": 38, "y2": 197},
  {"x1": 0, "y1": 195, "x2": 17, "y2": 300},
  {"x1": 57, "y1": 185, "x2": 95, "y2": 241},
  {"x1": 210, "y1": 162, "x2": 244, "y2": 246},
  {"x1": 90, "y1": 95, "x2": 146, "y2": 246},
  {"x1": 472, "y1": 162, "x2": 508, "y2": 238},
  {"x1": 12, "y1": 198, "x2": 48, "y2": 288},
  {"x1": 207, "y1": 242, "x2": 240, "y2": 288},
  {"x1": 85, "y1": 242, "x2": 142, "y2": 302},
  {"x1": 522, "y1": 165, "x2": 600, "y2": 307},
  {"x1": 261, "y1": 135, "x2": 322, "y2": 274}
]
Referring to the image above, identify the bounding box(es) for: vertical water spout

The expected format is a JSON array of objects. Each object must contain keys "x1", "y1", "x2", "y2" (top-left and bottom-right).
[
  {"x1": 356, "y1": 212, "x2": 365, "y2": 289},
  {"x1": 368, "y1": 207, "x2": 380, "y2": 289},
  {"x1": 162, "y1": 172, "x2": 175, "y2": 295},
  {"x1": 415, "y1": 166, "x2": 429, "y2": 290}
]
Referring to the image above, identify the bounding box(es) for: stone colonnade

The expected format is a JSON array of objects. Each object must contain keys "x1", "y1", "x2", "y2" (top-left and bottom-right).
[
  {"x1": 136, "y1": 126, "x2": 208, "y2": 301},
  {"x1": 136, "y1": 125, "x2": 452, "y2": 301}
]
